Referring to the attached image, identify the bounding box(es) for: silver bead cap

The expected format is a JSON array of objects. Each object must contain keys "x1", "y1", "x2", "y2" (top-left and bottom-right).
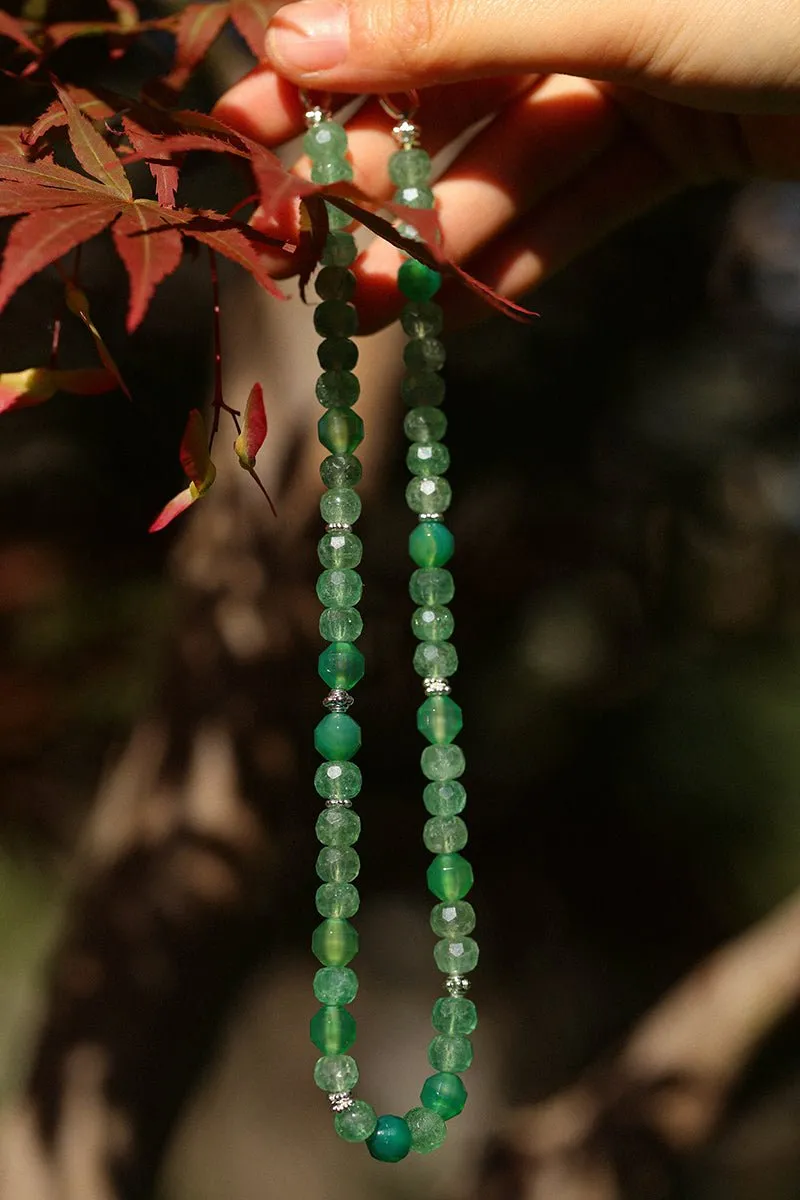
[
  {"x1": 445, "y1": 974, "x2": 471, "y2": 997},
  {"x1": 393, "y1": 119, "x2": 421, "y2": 148},
  {"x1": 329, "y1": 1091, "x2": 354, "y2": 1112},
  {"x1": 423, "y1": 678, "x2": 451, "y2": 696},
  {"x1": 324, "y1": 689, "x2": 354, "y2": 712}
]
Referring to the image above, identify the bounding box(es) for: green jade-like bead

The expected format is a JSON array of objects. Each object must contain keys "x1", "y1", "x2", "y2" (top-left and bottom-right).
[
  {"x1": 409, "y1": 522, "x2": 454, "y2": 568},
  {"x1": 314, "y1": 1052, "x2": 359, "y2": 1092},
  {"x1": 314, "y1": 299, "x2": 358, "y2": 338},
  {"x1": 320, "y1": 454, "x2": 362, "y2": 488},
  {"x1": 424, "y1": 815, "x2": 468, "y2": 853},
  {"x1": 401, "y1": 301, "x2": 443, "y2": 339},
  {"x1": 388, "y1": 147, "x2": 432, "y2": 187},
  {"x1": 404, "y1": 406, "x2": 447, "y2": 444},
  {"x1": 407, "y1": 441, "x2": 450, "y2": 477},
  {"x1": 320, "y1": 487, "x2": 362, "y2": 526},
  {"x1": 421, "y1": 743, "x2": 465, "y2": 781},
  {"x1": 314, "y1": 761, "x2": 362, "y2": 802},
  {"x1": 319, "y1": 642, "x2": 365, "y2": 689},
  {"x1": 430, "y1": 899, "x2": 475, "y2": 937},
  {"x1": 404, "y1": 338, "x2": 446, "y2": 372},
  {"x1": 405, "y1": 1106, "x2": 446, "y2": 1154},
  {"x1": 322, "y1": 231, "x2": 357, "y2": 267},
  {"x1": 402, "y1": 369, "x2": 446, "y2": 407},
  {"x1": 316, "y1": 882, "x2": 360, "y2": 918},
  {"x1": 317, "y1": 568, "x2": 362, "y2": 608},
  {"x1": 319, "y1": 608, "x2": 363, "y2": 642},
  {"x1": 311, "y1": 159, "x2": 354, "y2": 185},
  {"x1": 314, "y1": 712, "x2": 362, "y2": 761},
  {"x1": 417, "y1": 695, "x2": 463, "y2": 744},
  {"x1": 424, "y1": 780, "x2": 467, "y2": 816},
  {"x1": 396, "y1": 184, "x2": 435, "y2": 209},
  {"x1": 315, "y1": 806, "x2": 361, "y2": 846},
  {"x1": 420, "y1": 1072, "x2": 467, "y2": 1120},
  {"x1": 407, "y1": 476, "x2": 452, "y2": 514},
  {"x1": 432, "y1": 996, "x2": 478, "y2": 1036},
  {"x1": 314, "y1": 966, "x2": 359, "y2": 1005},
  {"x1": 304, "y1": 120, "x2": 349, "y2": 159},
  {"x1": 318, "y1": 337, "x2": 358, "y2": 371},
  {"x1": 319, "y1": 408, "x2": 365, "y2": 455},
  {"x1": 433, "y1": 935, "x2": 479, "y2": 975},
  {"x1": 315, "y1": 266, "x2": 356, "y2": 301},
  {"x1": 366, "y1": 1115, "x2": 412, "y2": 1162},
  {"x1": 316, "y1": 846, "x2": 360, "y2": 883},
  {"x1": 335, "y1": 1100, "x2": 378, "y2": 1142},
  {"x1": 326, "y1": 202, "x2": 354, "y2": 231},
  {"x1": 318, "y1": 529, "x2": 362, "y2": 570},
  {"x1": 310, "y1": 1005, "x2": 357, "y2": 1054},
  {"x1": 398, "y1": 258, "x2": 442, "y2": 301},
  {"x1": 427, "y1": 853, "x2": 474, "y2": 901},
  {"x1": 413, "y1": 640, "x2": 458, "y2": 679},
  {"x1": 316, "y1": 370, "x2": 360, "y2": 408},
  {"x1": 412, "y1": 605, "x2": 454, "y2": 642},
  {"x1": 428, "y1": 1033, "x2": 473, "y2": 1073},
  {"x1": 312, "y1": 918, "x2": 359, "y2": 966},
  {"x1": 410, "y1": 567, "x2": 454, "y2": 605}
]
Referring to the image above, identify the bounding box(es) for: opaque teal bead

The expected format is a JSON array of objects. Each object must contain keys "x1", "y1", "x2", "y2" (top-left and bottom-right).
[
  {"x1": 318, "y1": 408, "x2": 364, "y2": 455},
  {"x1": 316, "y1": 846, "x2": 360, "y2": 883},
  {"x1": 310, "y1": 1005, "x2": 357, "y2": 1054},
  {"x1": 317, "y1": 568, "x2": 362, "y2": 608},
  {"x1": 428, "y1": 1034, "x2": 473, "y2": 1073},
  {"x1": 316, "y1": 882, "x2": 360, "y2": 918},
  {"x1": 402, "y1": 370, "x2": 446, "y2": 407},
  {"x1": 320, "y1": 454, "x2": 362, "y2": 488},
  {"x1": 366, "y1": 1115, "x2": 412, "y2": 1162},
  {"x1": 430, "y1": 899, "x2": 475, "y2": 936},
  {"x1": 396, "y1": 184, "x2": 435, "y2": 209},
  {"x1": 398, "y1": 259, "x2": 442, "y2": 301},
  {"x1": 322, "y1": 232, "x2": 357, "y2": 267},
  {"x1": 432, "y1": 996, "x2": 478, "y2": 1036},
  {"x1": 304, "y1": 120, "x2": 348, "y2": 159},
  {"x1": 314, "y1": 299, "x2": 358, "y2": 338},
  {"x1": 314, "y1": 1052, "x2": 359, "y2": 1092},
  {"x1": 410, "y1": 567, "x2": 454, "y2": 605},
  {"x1": 318, "y1": 337, "x2": 358, "y2": 371},
  {"x1": 412, "y1": 605, "x2": 455, "y2": 643},
  {"x1": 312, "y1": 918, "x2": 359, "y2": 966},
  {"x1": 319, "y1": 642, "x2": 365, "y2": 689},
  {"x1": 311, "y1": 159, "x2": 354, "y2": 185},
  {"x1": 316, "y1": 370, "x2": 360, "y2": 408},
  {"x1": 427, "y1": 853, "x2": 474, "y2": 901},
  {"x1": 404, "y1": 407, "x2": 448, "y2": 444},
  {"x1": 314, "y1": 761, "x2": 361, "y2": 802},
  {"x1": 420, "y1": 1072, "x2": 467, "y2": 1120},
  {"x1": 409, "y1": 522, "x2": 454, "y2": 568},
  {"x1": 417, "y1": 695, "x2": 463, "y2": 744},
  {"x1": 335, "y1": 1100, "x2": 378, "y2": 1142},
  {"x1": 388, "y1": 148, "x2": 432, "y2": 187},
  {"x1": 319, "y1": 607, "x2": 363, "y2": 642},
  {"x1": 421, "y1": 743, "x2": 465, "y2": 780},
  {"x1": 315, "y1": 805, "x2": 361, "y2": 845},
  {"x1": 404, "y1": 338, "x2": 446, "y2": 372},
  {"x1": 424, "y1": 815, "x2": 468, "y2": 853},
  {"x1": 407, "y1": 442, "x2": 450, "y2": 477},
  {"x1": 318, "y1": 530, "x2": 362, "y2": 570},
  {"x1": 320, "y1": 487, "x2": 362, "y2": 525},
  {"x1": 433, "y1": 935, "x2": 479, "y2": 975},
  {"x1": 413, "y1": 640, "x2": 458, "y2": 679},
  {"x1": 401, "y1": 301, "x2": 443, "y2": 338},
  {"x1": 315, "y1": 713, "x2": 362, "y2": 762},
  {"x1": 405, "y1": 1106, "x2": 446, "y2": 1153},
  {"x1": 424, "y1": 780, "x2": 467, "y2": 816},
  {"x1": 314, "y1": 966, "x2": 359, "y2": 1005}
]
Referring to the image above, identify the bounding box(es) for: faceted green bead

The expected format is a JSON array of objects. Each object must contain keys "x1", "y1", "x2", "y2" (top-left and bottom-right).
[
  {"x1": 316, "y1": 846, "x2": 360, "y2": 883},
  {"x1": 322, "y1": 232, "x2": 357, "y2": 267},
  {"x1": 420, "y1": 1072, "x2": 467, "y2": 1120},
  {"x1": 417, "y1": 695, "x2": 463, "y2": 744},
  {"x1": 318, "y1": 529, "x2": 363, "y2": 569},
  {"x1": 428, "y1": 1034, "x2": 473, "y2": 1073},
  {"x1": 312, "y1": 918, "x2": 359, "y2": 965},
  {"x1": 315, "y1": 805, "x2": 361, "y2": 845},
  {"x1": 318, "y1": 408, "x2": 364, "y2": 455},
  {"x1": 311, "y1": 158, "x2": 354, "y2": 185},
  {"x1": 404, "y1": 338, "x2": 446, "y2": 372},
  {"x1": 396, "y1": 219, "x2": 421, "y2": 240},
  {"x1": 314, "y1": 761, "x2": 362, "y2": 802},
  {"x1": 315, "y1": 266, "x2": 356, "y2": 301},
  {"x1": 413, "y1": 640, "x2": 458, "y2": 679},
  {"x1": 314, "y1": 713, "x2": 362, "y2": 762},
  {"x1": 404, "y1": 407, "x2": 448, "y2": 444},
  {"x1": 427, "y1": 853, "x2": 474, "y2": 901},
  {"x1": 325, "y1": 201, "x2": 354, "y2": 230},
  {"x1": 319, "y1": 607, "x2": 363, "y2": 642},
  {"x1": 316, "y1": 370, "x2": 360, "y2": 408},
  {"x1": 320, "y1": 453, "x2": 362, "y2": 488},
  {"x1": 310, "y1": 1005, "x2": 357, "y2": 1054},
  {"x1": 432, "y1": 996, "x2": 477, "y2": 1037},
  {"x1": 313, "y1": 1052, "x2": 359, "y2": 1091},
  {"x1": 412, "y1": 605, "x2": 455, "y2": 643},
  {"x1": 314, "y1": 299, "x2": 358, "y2": 338},
  {"x1": 424, "y1": 780, "x2": 467, "y2": 816},
  {"x1": 407, "y1": 442, "x2": 450, "y2": 477},
  {"x1": 314, "y1": 966, "x2": 359, "y2": 1005},
  {"x1": 424, "y1": 815, "x2": 468, "y2": 853},
  {"x1": 421, "y1": 742, "x2": 466, "y2": 780},
  {"x1": 405, "y1": 1106, "x2": 446, "y2": 1154},
  {"x1": 304, "y1": 120, "x2": 349, "y2": 159},
  {"x1": 317, "y1": 568, "x2": 362, "y2": 608},
  {"x1": 398, "y1": 259, "x2": 442, "y2": 301},
  {"x1": 401, "y1": 301, "x2": 443, "y2": 339},
  {"x1": 402, "y1": 370, "x2": 446, "y2": 407},
  {"x1": 407, "y1": 476, "x2": 452, "y2": 514},
  {"x1": 433, "y1": 935, "x2": 479, "y2": 975},
  {"x1": 320, "y1": 487, "x2": 362, "y2": 525},
  {"x1": 335, "y1": 1100, "x2": 378, "y2": 1142},
  {"x1": 410, "y1": 567, "x2": 454, "y2": 605},
  {"x1": 430, "y1": 899, "x2": 475, "y2": 937},
  {"x1": 409, "y1": 522, "x2": 454, "y2": 568},
  {"x1": 388, "y1": 148, "x2": 432, "y2": 187},
  {"x1": 319, "y1": 641, "x2": 365, "y2": 689},
  {"x1": 316, "y1": 882, "x2": 360, "y2": 919},
  {"x1": 367, "y1": 1115, "x2": 412, "y2": 1162},
  {"x1": 318, "y1": 337, "x2": 359, "y2": 371},
  {"x1": 396, "y1": 184, "x2": 435, "y2": 209}
]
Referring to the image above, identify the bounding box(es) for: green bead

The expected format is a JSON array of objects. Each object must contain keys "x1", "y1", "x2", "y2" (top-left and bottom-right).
[
  {"x1": 316, "y1": 370, "x2": 360, "y2": 408},
  {"x1": 316, "y1": 846, "x2": 360, "y2": 883},
  {"x1": 335, "y1": 1100, "x2": 377, "y2": 1142},
  {"x1": 314, "y1": 713, "x2": 362, "y2": 762},
  {"x1": 314, "y1": 299, "x2": 358, "y2": 338},
  {"x1": 404, "y1": 407, "x2": 448, "y2": 444},
  {"x1": 310, "y1": 1005, "x2": 357, "y2": 1054},
  {"x1": 430, "y1": 899, "x2": 475, "y2": 936},
  {"x1": 314, "y1": 1052, "x2": 359, "y2": 1092},
  {"x1": 396, "y1": 184, "x2": 435, "y2": 209},
  {"x1": 402, "y1": 370, "x2": 446, "y2": 407},
  {"x1": 427, "y1": 853, "x2": 474, "y2": 901},
  {"x1": 315, "y1": 266, "x2": 356, "y2": 301},
  {"x1": 318, "y1": 408, "x2": 364, "y2": 455},
  {"x1": 410, "y1": 567, "x2": 454, "y2": 605},
  {"x1": 417, "y1": 695, "x2": 462, "y2": 744},
  {"x1": 433, "y1": 936, "x2": 479, "y2": 975},
  {"x1": 316, "y1": 882, "x2": 360, "y2": 918},
  {"x1": 318, "y1": 337, "x2": 359, "y2": 371},
  {"x1": 409, "y1": 522, "x2": 454, "y2": 568},
  {"x1": 421, "y1": 743, "x2": 465, "y2": 780},
  {"x1": 432, "y1": 996, "x2": 477, "y2": 1036},
  {"x1": 319, "y1": 641, "x2": 365, "y2": 689},
  {"x1": 420, "y1": 1072, "x2": 467, "y2": 1120},
  {"x1": 314, "y1": 966, "x2": 359, "y2": 1005},
  {"x1": 405, "y1": 1106, "x2": 446, "y2": 1154},
  {"x1": 424, "y1": 815, "x2": 468, "y2": 853},
  {"x1": 317, "y1": 568, "x2": 362, "y2": 608},
  {"x1": 325, "y1": 201, "x2": 354, "y2": 230},
  {"x1": 407, "y1": 442, "x2": 450, "y2": 477},
  {"x1": 412, "y1": 605, "x2": 455, "y2": 643},
  {"x1": 413, "y1": 640, "x2": 458, "y2": 679},
  {"x1": 406, "y1": 476, "x2": 452, "y2": 514},
  {"x1": 318, "y1": 530, "x2": 363, "y2": 569},
  {"x1": 304, "y1": 120, "x2": 349, "y2": 159},
  {"x1": 311, "y1": 158, "x2": 354, "y2": 185},
  {"x1": 424, "y1": 780, "x2": 466, "y2": 816},
  {"x1": 314, "y1": 761, "x2": 362, "y2": 803},
  {"x1": 398, "y1": 259, "x2": 442, "y2": 302},
  {"x1": 312, "y1": 918, "x2": 359, "y2": 966},
  {"x1": 401, "y1": 301, "x2": 443, "y2": 339},
  {"x1": 388, "y1": 148, "x2": 432, "y2": 187},
  {"x1": 320, "y1": 454, "x2": 362, "y2": 488},
  {"x1": 428, "y1": 1034, "x2": 473, "y2": 1073},
  {"x1": 366, "y1": 1115, "x2": 412, "y2": 1162},
  {"x1": 315, "y1": 805, "x2": 361, "y2": 845},
  {"x1": 320, "y1": 607, "x2": 363, "y2": 642},
  {"x1": 320, "y1": 487, "x2": 362, "y2": 525},
  {"x1": 322, "y1": 232, "x2": 357, "y2": 267},
  {"x1": 404, "y1": 339, "x2": 446, "y2": 372}
]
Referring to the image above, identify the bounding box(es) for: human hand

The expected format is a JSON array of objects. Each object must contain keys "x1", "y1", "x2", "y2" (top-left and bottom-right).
[{"x1": 215, "y1": 0, "x2": 800, "y2": 329}]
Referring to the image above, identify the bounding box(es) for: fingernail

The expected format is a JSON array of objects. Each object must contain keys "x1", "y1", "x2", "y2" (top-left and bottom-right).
[{"x1": 267, "y1": 1, "x2": 349, "y2": 74}]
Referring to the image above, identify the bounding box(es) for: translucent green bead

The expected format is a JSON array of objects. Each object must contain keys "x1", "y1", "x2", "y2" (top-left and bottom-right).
[
  {"x1": 428, "y1": 1034, "x2": 473, "y2": 1073},
  {"x1": 402, "y1": 370, "x2": 446, "y2": 407},
  {"x1": 316, "y1": 370, "x2": 360, "y2": 408},
  {"x1": 409, "y1": 523, "x2": 454, "y2": 568},
  {"x1": 316, "y1": 846, "x2": 360, "y2": 883},
  {"x1": 398, "y1": 259, "x2": 442, "y2": 302},
  {"x1": 318, "y1": 337, "x2": 358, "y2": 371},
  {"x1": 313, "y1": 1052, "x2": 359, "y2": 1091},
  {"x1": 322, "y1": 232, "x2": 357, "y2": 267},
  {"x1": 407, "y1": 476, "x2": 452, "y2": 515},
  {"x1": 314, "y1": 299, "x2": 358, "y2": 338},
  {"x1": 325, "y1": 202, "x2": 354, "y2": 230},
  {"x1": 315, "y1": 266, "x2": 356, "y2": 302},
  {"x1": 317, "y1": 568, "x2": 362, "y2": 608},
  {"x1": 421, "y1": 743, "x2": 465, "y2": 780},
  {"x1": 318, "y1": 530, "x2": 363, "y2": 569},
  {"x1": 320, "y1": 454, "x2": 362, "y2": 488},
  {"x1": 310, "y1": 1005, "x2": 357, "y2": 1054},
  {"x1": 434, "y1": 936, "x2": 479, "y2": 975},
  {"x1": 388, "y1": 148, "x2": 432, "y2": 187},
  {"x1": 427, "y1": 853, "x2": 473, "y2": 901},
  {"x1": 407, "y1": 442, "x2": 450, "y2": 477},
  {"x1": 417, "y1": 695, "x2": 462, "y2": 744},
  {"x1": 401, "y1": 301, "x2": 443, "y2": 339},
  {"x1": 320, "y1": 487, "x2": 362, "y2": 525},
  {"x1": 424, "y1": 780, "x2": 467, "y2": 816},
  {"x1": 314, "y1": 713, "x2": 362, "y2": 762},
  {"x1": 396, "y1": 184, "x2": 435, "y2": 209},
  {"x1": 318, "y1": 408, "x2": 364, "y2": 455},
  {"x1": 420, "y1": 1072, "x2": 467, "y2": 1120},
  {"x1": 314, "y1": 761, "x2": 362, "y2": 803},
  {"x1": 312, "y1": 918, "x2": 359, "y2": 966},
  {"x1": 304, "y1": 120, "x2": 349, "y2": 159},
  {"x1": 316, "y1": 882, "x2": 360, "y2": 919},
  {"x1": 413, "y1": 640, "x2": 458, "y2": 679},
  {"x1": 412, "y1": 605, "x2": 455, "y2": 643},
  {"x1": 405, "y1": 1106, "x2": 446, "y2": 1154},
  {"x1": 424, "y1": 815, "x2": 468, "y2": 853},
  {"x1": 410, "y1": 567, "x2": 454, "y2": 605},
  {"x1": 311, "y1": 159, "x2": 354, "y2": 185},
  {"x1": 404, "y1": 408, "x2": 447, "y2": 445},
  {"x1": 315, "y1": 805, "x2": 361, "y2": 845},
  {"x1": 404, "y1": 338, "x2": 446, "y2": 372},
  {"x1": 367, "y1": 1115, "x2": 412, "y2": 1162},
  {"x1": 314, "y1": 966, "x2": 359, "y2": 1005},
  {"x1": 319, "y1": 607, "x2": 363, "y2": 642},
  {"x1": 430, "y1": 899, "x2": 475, "y2": 936},
  {"x1": 335, "y1": 1100, "x2": 378, "y2": 1142},
  {"x1": 432, "y1": 996, "x2": 477, "y2": 1036},
  {"x1": 319, "y1": 641, "x2": 365, "y2": 689}
]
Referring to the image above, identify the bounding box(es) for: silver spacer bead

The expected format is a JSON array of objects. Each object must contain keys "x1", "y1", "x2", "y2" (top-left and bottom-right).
[
  {"x1": 325, "y1": 522, "x2": 352, "y2": 532},
  {"x1": 329, "y1": 1091, "x2": 354, "y2": 1112},
  {"x1": 325, "y1": 797, "x2": 353, "y2": 808},
  {"x1": 305, "y1": 106, "x2": 326, "y2": 127},
  {"x1": 445, "y1": 974, "x2": 471, "y2": 997},
  {"x1": 418, "y1": 513, "x2": 443, "y2": 523},
  {"x1": 392, "y1": 118, "x2": 421, "y2": 148},
  {"x1": 423, "y1": 677, "x2": 451, "y2": 696},
  {"x1": 324, "y1": 689, "x2": 354, "y2": 712}
]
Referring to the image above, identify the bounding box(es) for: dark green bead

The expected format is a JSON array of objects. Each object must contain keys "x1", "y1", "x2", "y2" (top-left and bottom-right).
[
  {"x1": 322, "y1": 232, "x2": 357, "y2": 267},
  {"x1": 405, "y1": 1106, "x2": 446, "y2": 1154},
  {"x1": 404, "y1": 407, "x2": 447, "y2": 444},
  {"x1": 318, "y1": 530, "x2": 362, "y2": 569},
  {"x1": 404, "y1": 338, "x2": 446, "y2": 371},
  {"x1": 318, "y1": 337, "x2": 359, "y2": 371},
  {"x1": 316, "y1": 882, "x2": 360, "y2": 918},
  {"x1": 432, "y1": 996, "x2": 477, "y2": 1036},
  {"x1": 428, "y1": 1034, "x2": 473, "y2": 1072},
  {"x1": 315, "y1": 266, "x2": 356, "y2": 301},
  {"x1": 424, "y1": 815, "x2": 468, "y2": 852},
  {"x1": 401, "y1": 301, "x2": 443, "y2": 339},
  {"x1": 420, "y1": 1072, "x2": 467, "y2": 1120},
  {"x1": 414, "y1": 640, "x2": 458, "y2": 679},
  {"x1": 430, "y1": 899, "x2": 475, "y2": 936},
  {"x1": 402, "y1": 370, "x2": 446, "y2": 407},
  {"x1": 433, "y1": 935, "x2": 479, "y2": 975},
  {"x1": 366, "y1": 1115, "x2": 412, "y2": 1162},
  {"x1": 313, "y1": 1052, "x2": 359, "y2": 1091},
  {"x1": 319, "y1": 607, "x2": 363, "y2": 642},
  {"x1": 409, "y1": 522, "x2": 454, "y2": 568},
  {"x1": 319, "y1": 641, "x2": 365, "y2": 689},
  {"x1": 396, "y1": 184, "x2": 435, "y2": 209},
  {"x1": 311, "y1": 158, "x2": 354, "y2": 185},
  {"x1": 320, "y1": 487, "x2": 362, "y2": 525},
  {"x1": 315, "y1": 805, "x2": 361, "y2": 845},
  {"x1": 318, "y1": 408, "x2": 364, "y2": 455},
  {"x1": 410, "y1": 567, "x2": 454, "y2": 605},
  {"x1": 315, "y1": 713, "x2": 362, "y2": 761},
  {"x1": 312, "y1": 918, "x2": 359, "y2": 965},
  {"x1": 314, "y1": 966, "x2": 359, "y2": 1005},
  {"x1": 310, "y1": 1004, "x2": 357, "y2": 1054},
  {"x1": 398, "y1": 258, "x2": 442, "y2": 301},
  {"x1": 317, "y1": 568, "x2": 362, "y2": 608},
  {"x1": 412, "y1": 604, "x2": 454, "y2": 642},
  {"x1": 421, "y1": 743, "x2": 465, "y2": 780},
  {"x1": 427, "y1": 853, "x2": 474, "y2": 901},
  {"x1": 320, "y1": 454, "x2": 362, "y2": 488},
  {"x1": 304, "y1": 120, "x2": 348, "y2": 159},
  {"x1": 316, "y1": 370, "x2": 360, "y2": 408},
  {"x1": 325, "y1": 201, "x2": 354, "y2": 231},
  {"x1": 314, "y1": 299, "x2": 358, "y2": 338},
  {"x1": 407, "y1": 476, "x2": 452, "y2": 514},
  {"x1": 314, "y1": 761, "x2": 361, "y2": 802},
  {"x1": 424, "y1": 780, "x2": 466, "y2": 816},
  {"x1": 407, "y1": 442, "x2": 450, "y2": 477},
  {"x1": 335, "y1": 1100, "x2": 378, "y2": 1142},
  {"x1": 388, "y1": 148, "x2": 432, "y2": 187},
  {"x1": 417, "y1": 695, "x2": 463, "y2": 744},
  {"x1": 316, "y1": 846, "x2": 360, "y2": 883}
]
